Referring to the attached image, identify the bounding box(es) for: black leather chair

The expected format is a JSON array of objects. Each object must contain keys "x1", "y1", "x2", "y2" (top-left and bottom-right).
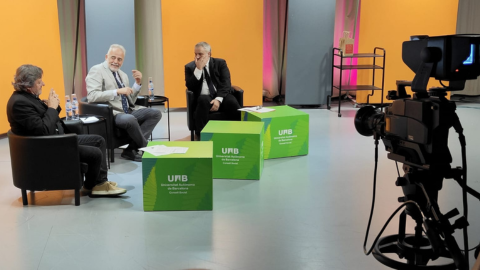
[
  {"x1": 186, "y1": 86, "x2": 244, "y2": 141},
  {"x1": 8, "y1": 128, "x2": 87, "y2": 206},
  {"x1": 79, "y1": 97, "x2": 145, "y2": 162}
]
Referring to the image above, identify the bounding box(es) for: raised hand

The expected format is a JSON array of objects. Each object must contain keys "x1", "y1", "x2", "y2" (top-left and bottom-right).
[
  {"x1": 117, "y1": 87, "x2": 134, "y2": 95},
  {"x1": 132, "y1": 70, "x2": 142, "y2": 84},
  {"x1": 47, "y1": 88, "x2": 59, "y2": 109},
  {"x1": 195, "y1": 54, "x2": 208, "y2": 70}
]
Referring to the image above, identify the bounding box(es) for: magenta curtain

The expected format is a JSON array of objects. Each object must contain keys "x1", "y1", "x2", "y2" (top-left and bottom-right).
[
  {"x1": 332, "y1": 0, "x2": 360, "y2": 97},
  {"x1": 263, "y1": 0, "x2": 288, "y2": 98}
]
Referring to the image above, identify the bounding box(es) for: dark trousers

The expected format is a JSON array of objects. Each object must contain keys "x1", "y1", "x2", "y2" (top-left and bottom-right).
[
  {"x1": 77, "y1": 134, "x2": 107, "y2": 189},
  {"x1": 194, "y1": 94, "x2": 241, "y2": 135},
  {"x1": 114, "y1": 108, "x2": 162, "y2": 150}
]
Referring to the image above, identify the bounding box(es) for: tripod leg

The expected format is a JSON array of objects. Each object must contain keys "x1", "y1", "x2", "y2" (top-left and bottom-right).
[
  {"x1": 444, "y1": 232, "x2": 468, "y2": 270},
  {"x1": 398, "y1": 210, "x2": 406, "y2": 243},
  {"x1": 409, "y1": 219, "x2": 430, "y2": 266}
]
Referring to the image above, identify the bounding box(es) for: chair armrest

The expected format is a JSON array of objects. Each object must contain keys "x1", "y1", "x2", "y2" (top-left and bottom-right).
[
  {"x1": 63, "y1": 119, "x2": 84, "y2": 135},
  {"x1": 78, "y1": 101, "x2": 115, "y2": 143},
  {"x1": 232, "y1": 86, "x2": 244, "y2": 107},
  {"x1": 135, "y1": 95, "x2": 148, "y2": 107},
  {"x1": 186, "y1": 89, "x2": 196, "y2": 131},
  {"x1": 79, "y1": 101, "x2": 112, "y2": 119}
]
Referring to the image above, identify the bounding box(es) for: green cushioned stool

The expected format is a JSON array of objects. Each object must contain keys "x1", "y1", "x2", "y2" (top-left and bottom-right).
[
  {"x1": 142, "y1": 141, "x2": 213, "y2": 211},
  {"x1": 201, "y1": 121, "x2": 264, "y2": 180},
  {"x1": 242, "y1": 105, "x2": 309, "y2": 159}
]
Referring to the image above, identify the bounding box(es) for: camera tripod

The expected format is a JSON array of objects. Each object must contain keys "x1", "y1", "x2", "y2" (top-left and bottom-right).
[{"x1": 372, "y1": 165, "x2": 480, "y2": 270}]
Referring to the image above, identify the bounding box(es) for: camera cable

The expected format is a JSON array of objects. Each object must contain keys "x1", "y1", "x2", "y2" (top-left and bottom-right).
[
  {"x1": 362, "y1": 136, "x2": 380, "y2": 255},
  {"x1": 452, "y1": 112, "x2": 480, "y2": 266},
  {"x1": 363, "y1": 135, "x2": 425, "y2": 255},
  {"x1": 452, "y1": 113, "x2": 470, "y2": 263}
]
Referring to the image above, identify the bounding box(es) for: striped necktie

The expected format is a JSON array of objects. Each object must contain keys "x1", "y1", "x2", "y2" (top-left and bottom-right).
[{"x1": 112, "y1": 71, "x2": 129, "y2": 113}]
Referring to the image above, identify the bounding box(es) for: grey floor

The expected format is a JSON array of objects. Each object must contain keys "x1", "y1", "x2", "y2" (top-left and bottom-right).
[{"x1": 1, "y1": 101, "x2": 480, "y2": 270}]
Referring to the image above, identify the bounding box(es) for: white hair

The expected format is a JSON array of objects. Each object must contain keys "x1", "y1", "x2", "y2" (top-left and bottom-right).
[
  {"x1": 107, "y1": 44, "x2": 126, "y2": 55},
  {"x1": 195, "y1": 42, "x2": 211, "y2": 53}
]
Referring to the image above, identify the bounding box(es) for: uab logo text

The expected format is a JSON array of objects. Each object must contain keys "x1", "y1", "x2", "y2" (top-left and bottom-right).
[
  {"x1": 168, "y1": 175, "x2": 188, "y2": 182},
  {"x1": 279, "y1": 129, "x2": 293, "y2": 135},
  {"x1": 222, "y1": 148, "x2": 239, "y2": 154}
]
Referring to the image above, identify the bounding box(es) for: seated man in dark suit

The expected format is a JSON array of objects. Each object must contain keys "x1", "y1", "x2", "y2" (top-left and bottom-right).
[
  {"x1": 184, "y1": 41, "x2": 241, "y2": 139},
  {"x1": 7, "y1": 64, "x2": 126, "y2": 196}
]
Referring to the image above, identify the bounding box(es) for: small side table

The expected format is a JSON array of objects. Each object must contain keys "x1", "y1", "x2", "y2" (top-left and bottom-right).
[
  {"x1": 136, "y1": 95, "x2": 170, "y2": 141},
  {"x1": 62, "y1": 114, "x2": 110, "y2": 168}
]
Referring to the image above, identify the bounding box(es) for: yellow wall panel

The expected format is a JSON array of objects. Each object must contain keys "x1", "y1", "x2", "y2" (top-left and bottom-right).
[
  {"x1": 161, "y1": 0, "x2": 263, "y2": 108},
  {"x1": 357, "y1": 0, "x2": 458, "y2": 104},
  {"x1": 0, "y1": 0, "x2": 66, "y2": 134}
]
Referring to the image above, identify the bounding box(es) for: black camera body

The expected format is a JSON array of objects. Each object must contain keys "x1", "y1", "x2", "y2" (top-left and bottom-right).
[
  {"x1": 356, "y1": 34, "x2": 480, "y2": 170},
  {"x1": 384, "y1": 92, "x2": 455, "y2": 168},
  {"x1": 355, "y1": 91, "x2": 456, "y2": 171},
  {"x1": 355, "y1": 34, "x2": 480, "y2": 269}
]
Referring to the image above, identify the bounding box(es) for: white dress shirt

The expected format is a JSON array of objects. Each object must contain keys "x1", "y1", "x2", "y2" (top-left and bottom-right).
[
  {"x1": 112, "y1": 71, "x2": 141, "y2": 98},
  {"x1": 193, "y1": 59, "x2": 224, "y2": 103}
]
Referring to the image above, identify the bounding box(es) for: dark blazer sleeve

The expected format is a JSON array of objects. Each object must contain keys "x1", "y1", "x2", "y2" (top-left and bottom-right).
[
  {"x1": 185, "y1": 61, "x2": 203, "y2": 96},
  {"x1": 9, "y1": 95, "x2": 61, "y2": 136},
  {"x1": 213, "y1": 58, "x2": 232, "y2": 98}
]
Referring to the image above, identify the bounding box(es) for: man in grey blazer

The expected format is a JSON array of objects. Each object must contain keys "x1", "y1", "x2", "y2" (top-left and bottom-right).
[{"x1": 85, "y1": 44, "x2": 162, "y2": 162}]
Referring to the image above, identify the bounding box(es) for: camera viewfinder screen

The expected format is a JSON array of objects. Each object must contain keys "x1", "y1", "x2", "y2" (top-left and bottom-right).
[{"x1": 463, "y1": 44, "x2": 475, "y2": 65}]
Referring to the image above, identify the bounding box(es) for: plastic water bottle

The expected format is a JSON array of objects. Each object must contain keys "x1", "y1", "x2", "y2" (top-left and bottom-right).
[
  {"x1": 148, "y1": 77, "x2": 154, "y2": 101},
  {"x1": 71, "y1": 94, "x2": 79, "y2": 120},
  {"x1": 65, "y1": 95, "x2": 72, "y2": 121}
]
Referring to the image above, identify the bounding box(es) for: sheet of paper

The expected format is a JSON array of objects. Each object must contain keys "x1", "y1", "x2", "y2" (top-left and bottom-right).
[
  {"x1": 255, "y1": 107, "x2": 275, "y2": 113},
  {"x1": 80, "y1": 116, "x2": 100, "y2": 124},
  {"x1": 139, "y1": 145, "x2": 188, "y2": 156},
  {"x1": 139, "y1": 145, "x2": 166, "y2": 153},
  {"x1": 151, "y1": 148, "x2": 173, "y2": 156},
  {"x1": 172, "y1": 147, "x2": 188, "y2": 154},
  {"x1": 238, "y1": 107, "x2": 275, "y2": 113}
]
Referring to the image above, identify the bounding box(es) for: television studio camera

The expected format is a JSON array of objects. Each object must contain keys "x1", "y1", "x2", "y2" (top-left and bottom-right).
[{"x1": 354, "y1": 34, "x2": 480, "y2": 270}]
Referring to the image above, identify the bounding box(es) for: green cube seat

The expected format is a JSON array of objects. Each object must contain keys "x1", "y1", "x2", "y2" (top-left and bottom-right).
[
  {"x1": 242, "y1": 105, "x2": 309, "y2": 159},
  {"x1": 142, "y1": 141, "x2": 213, "y2": 211},
  {"x1": 201, "y1": 121, "x2": 264, "y2": 180}
]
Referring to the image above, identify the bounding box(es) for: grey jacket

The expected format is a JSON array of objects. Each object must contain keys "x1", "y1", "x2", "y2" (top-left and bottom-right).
[{"x1": 85, "y1": 60, "x2": 144, "y2": 115}]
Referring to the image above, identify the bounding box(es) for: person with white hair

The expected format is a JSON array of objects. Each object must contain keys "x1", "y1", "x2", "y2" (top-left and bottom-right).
[{"x1": 86, "y1": 44, "x2": 162, "y2": 162}]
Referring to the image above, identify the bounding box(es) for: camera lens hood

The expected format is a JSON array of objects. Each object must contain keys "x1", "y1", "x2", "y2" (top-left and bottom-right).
[{"x1": 354, "y1": 106, "x2": 377, "y2": 137}]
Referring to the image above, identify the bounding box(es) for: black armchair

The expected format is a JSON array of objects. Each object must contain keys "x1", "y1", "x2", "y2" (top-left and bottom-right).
[
  {"x1": 186, "y1": 86, "x2": 244, "y2": 141},
  {"x1": 79, "y1": 97, "x2": 141, "y2": 162},
  {"x1": 7, "y1": 130, "x2": 87, "y2": 206}
]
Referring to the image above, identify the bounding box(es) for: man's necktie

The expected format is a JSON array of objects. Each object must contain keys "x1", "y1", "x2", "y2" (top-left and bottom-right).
[
  {"x1": 203, "y1": 67, "x2": 216, "y2": 99},
  {"x1": 112, "y1": 71, "x2": 129, "y2": 114}
]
